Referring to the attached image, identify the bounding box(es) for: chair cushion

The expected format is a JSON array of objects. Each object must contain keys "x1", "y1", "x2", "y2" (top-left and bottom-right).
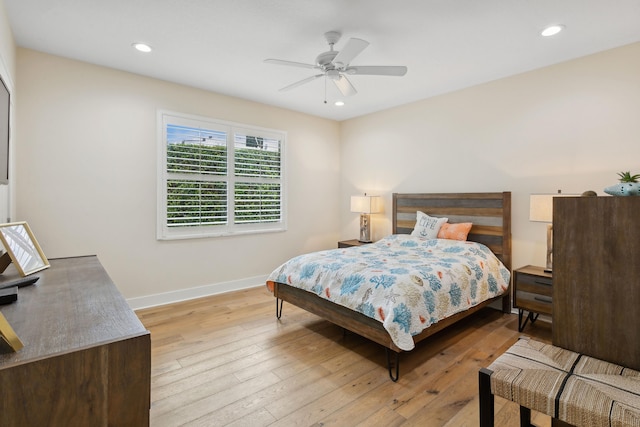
[{"x1": 487, "y1": 337, "x2": 640, "y2": 426}]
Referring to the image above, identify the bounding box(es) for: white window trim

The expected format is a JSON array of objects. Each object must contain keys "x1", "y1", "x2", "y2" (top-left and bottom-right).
[{"x1": 157, "y1": 110, "x2": 287, "y2": 240}]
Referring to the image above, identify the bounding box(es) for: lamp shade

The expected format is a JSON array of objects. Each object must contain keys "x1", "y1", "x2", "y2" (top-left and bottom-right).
[
  {"x1": 350, "y1": 195, "x2": 381, "y2": 214},
  {"x1": 529, "y1": 193, "x2": 577, "y2": 222},
  {"x1": 529, "y1": 194, "x2": 554, "y2": 222}
]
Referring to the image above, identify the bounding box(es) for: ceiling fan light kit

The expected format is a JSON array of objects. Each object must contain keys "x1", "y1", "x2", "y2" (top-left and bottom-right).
[{"x1": 265, "y1": 31, "x2": 407, "y2": 99}]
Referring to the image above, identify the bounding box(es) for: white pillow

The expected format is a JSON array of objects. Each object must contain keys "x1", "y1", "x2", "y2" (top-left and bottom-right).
[{"x1": 411, "y1": 211, "x2": 448, "y2": 239}]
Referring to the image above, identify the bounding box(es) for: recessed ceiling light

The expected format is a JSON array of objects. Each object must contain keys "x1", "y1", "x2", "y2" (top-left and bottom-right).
[
  {"x1": 335, "y1": 101, "x2": 345, "y2": 107},
  {"x1": 541, "y1": 25, "x2": 565, "y2": 37},
  {"x1": 132, "y1": 43, "x2": 152, "y2": 53}
]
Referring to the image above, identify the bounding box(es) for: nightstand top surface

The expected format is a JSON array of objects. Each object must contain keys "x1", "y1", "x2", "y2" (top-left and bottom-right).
[
  {"x1": 515, "y1": 265, "x2": 552, "y2": 278},
  {"x1": 338, "y1": 239, "x2": 373, "y2": 248}
]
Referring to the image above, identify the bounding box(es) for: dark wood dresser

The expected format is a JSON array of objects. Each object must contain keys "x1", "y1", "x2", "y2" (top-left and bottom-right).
[
  {"x1": 0, "y1": 256, "x2": 150, "y2": 426},
  {"x1": 553, "y1": 196, "x2": 640, "y2": 371}
]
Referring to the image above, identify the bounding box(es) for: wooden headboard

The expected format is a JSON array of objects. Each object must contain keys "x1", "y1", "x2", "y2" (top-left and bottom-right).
[{"x1": 392, "y1": 192, "x2": 512, "y2": 271}]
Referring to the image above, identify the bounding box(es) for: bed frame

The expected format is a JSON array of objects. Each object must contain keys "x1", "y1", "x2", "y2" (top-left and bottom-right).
[{"x1": 273, "y1": 192, "x2": 512, "y2": 380}]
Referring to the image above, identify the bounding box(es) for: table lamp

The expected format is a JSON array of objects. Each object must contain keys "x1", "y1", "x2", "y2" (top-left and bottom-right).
[
  {"x1": 350, "y1": 194, "x2": 381, "y2": 243},
  {"x1": 529, "y1": 192, "x2": 573, "y2": 272}
]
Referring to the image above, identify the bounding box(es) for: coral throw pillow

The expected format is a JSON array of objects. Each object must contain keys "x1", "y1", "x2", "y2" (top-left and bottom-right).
[{"x1": 437, "y1": 222, "x2": 473, "y2": 241}]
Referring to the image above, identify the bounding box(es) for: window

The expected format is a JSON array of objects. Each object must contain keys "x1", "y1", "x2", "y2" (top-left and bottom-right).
[{"x1": 157, "y1": 111, "x2": 286, "y2": 240}]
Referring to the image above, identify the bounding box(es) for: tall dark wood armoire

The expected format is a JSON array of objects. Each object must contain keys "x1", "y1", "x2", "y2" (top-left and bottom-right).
[{"x1": 553, "y1": 196, "x2": 640, "y2": 370}]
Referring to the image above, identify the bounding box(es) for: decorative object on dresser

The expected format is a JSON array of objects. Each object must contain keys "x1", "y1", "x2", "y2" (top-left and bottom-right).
[
  {"x1": 0, "y1": 222, "x2": 49, "y2": 277},
  {"x1": 553, "y1": 196, "x2": 640, "y2": 371},
  {"x1": 513, "y1": 265, "x2": 552, "y2": 332},
  {"x1": 0, "y1": 256, "x2": 151, "y2": 426},
  {"x1": 604, "y1": 170, "x2": 640, "y2": 196},
  {"x1": 528, "y1": 191, "x2": 575, "y2": 272},
  {"x1": 350, "y1": 193, "x2": 381, "y2": 243},
  {"x1": 0, "y1": 311, "x2": 22, "y2": 351}
]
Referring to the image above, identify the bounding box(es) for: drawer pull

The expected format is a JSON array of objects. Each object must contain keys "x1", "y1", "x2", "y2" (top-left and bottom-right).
[
  {"x1": 534, "y1": 296, "x2": 552, "y2": 303},
  {"x1": 533, "y1": 280, "x2": 551, "y2": 286}
]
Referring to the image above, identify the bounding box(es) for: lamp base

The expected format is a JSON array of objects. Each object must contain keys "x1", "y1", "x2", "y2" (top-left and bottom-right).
[
  {"x1": 359, "y1": 213, "x2": 372, "y2": 243},
  {"x1": 545, "y1": 224, "x2": 553, "y2": 273}
]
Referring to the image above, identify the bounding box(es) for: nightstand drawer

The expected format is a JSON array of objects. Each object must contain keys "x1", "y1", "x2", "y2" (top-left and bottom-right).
[
  {"x1": 517, "y1": 271, "x2": 552, "y2": 286},
  {"x1": 515, "y1": 273, "x2": 552, "y2": 297},
  {"x1": 515, "y1": 290, "x2": 552, "y2": 315}
]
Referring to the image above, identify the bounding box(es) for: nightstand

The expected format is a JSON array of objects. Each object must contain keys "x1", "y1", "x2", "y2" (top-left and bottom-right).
[
  {"x1": 513, "y1": 265, "x2": 552, "y2": 332},
  {"x1": 338, "y1": 239, "x2": 370, "y2": 248}
]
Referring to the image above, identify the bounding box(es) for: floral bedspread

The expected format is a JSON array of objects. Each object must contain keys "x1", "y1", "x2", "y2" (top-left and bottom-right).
[{"x1": 266, "y1": 234, "x2": 510, "y2": 351}]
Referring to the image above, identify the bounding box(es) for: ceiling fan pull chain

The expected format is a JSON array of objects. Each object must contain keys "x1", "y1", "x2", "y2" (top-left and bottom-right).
[{"x1": 324, "y1": 77, "x2": 327, "y2": 104}]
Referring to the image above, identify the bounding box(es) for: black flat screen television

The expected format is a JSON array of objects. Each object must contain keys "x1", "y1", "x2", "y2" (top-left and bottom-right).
[{"x1": 0, "y1": 75, "x2": 9, "y2": 185}]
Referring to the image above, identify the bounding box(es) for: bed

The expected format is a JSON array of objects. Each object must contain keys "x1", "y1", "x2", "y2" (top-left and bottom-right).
[{"x1": 266, "y1": 192, "x2": 512, "y2": 380}]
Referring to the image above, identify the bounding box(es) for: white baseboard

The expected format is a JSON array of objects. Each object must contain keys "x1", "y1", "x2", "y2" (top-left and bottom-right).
[{"x1": 127, "y1": 274, "x2": 268, "y2": 311}]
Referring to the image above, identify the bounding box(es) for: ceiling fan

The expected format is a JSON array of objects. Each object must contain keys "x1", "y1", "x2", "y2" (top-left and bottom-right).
[{"x1": 264, "y1": 31, "x2": 407, "y2": 97}]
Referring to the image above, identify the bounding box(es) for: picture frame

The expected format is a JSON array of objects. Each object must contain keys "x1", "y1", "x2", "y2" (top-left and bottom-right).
[
  {"x1": 0, "y1": 311, "x2": 23, "y2": 352},
  {"x1": 0, "y1": 222, "x2": 50, "y2": 276}
]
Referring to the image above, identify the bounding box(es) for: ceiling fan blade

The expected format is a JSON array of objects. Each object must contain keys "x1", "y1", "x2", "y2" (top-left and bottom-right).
[
  {"x1": 332, "y1": 38, "x2": 369, "y2": 68},
  {"x1": 346, "y1": 66, "x2": 408, "y2": 76},
  {"x1": 333, "y1": 75, "x2": 357, "y2": 97},
  {"x1": 279, "y1": 74, "x2": 324, "y2": 92},
  {"x1": 264, "y1": 59, "x2": 318, "y2": 69}
]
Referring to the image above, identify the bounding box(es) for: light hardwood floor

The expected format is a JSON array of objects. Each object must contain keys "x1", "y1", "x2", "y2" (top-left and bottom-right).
[{"x1": 136, "y1": 287, "x2": 553, "y2": 426}]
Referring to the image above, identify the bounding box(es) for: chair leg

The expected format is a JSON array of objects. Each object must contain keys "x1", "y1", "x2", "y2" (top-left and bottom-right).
[
  {"x1": 479, "y1": 368, "x2": 494, "y2": 427},
  {"x1": 520, "y1": 406, "x2": 532, "y2": 427}
]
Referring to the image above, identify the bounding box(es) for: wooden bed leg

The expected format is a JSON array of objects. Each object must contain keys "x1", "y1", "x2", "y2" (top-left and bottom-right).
[
  {"x1": 501, "y1": 293, "x2": 511, "y2": 313},
  {"x1": 276, "y1": 297, "x2": 283, "y2": 319},
  {"x1": 479, "y1": 368, "x2": 494, "y2": 427},
  {"x1": 386, "y1": 348, "x2": 400, "y2": 382}
]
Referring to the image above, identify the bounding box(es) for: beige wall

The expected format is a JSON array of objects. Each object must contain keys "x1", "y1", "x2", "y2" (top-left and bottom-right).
[
  {"x1": 15, "y1": 49, "x2": 341, "y2": 305},
  {"x1": 340, "y1": 42, "x2": 640, "y2": 271}
]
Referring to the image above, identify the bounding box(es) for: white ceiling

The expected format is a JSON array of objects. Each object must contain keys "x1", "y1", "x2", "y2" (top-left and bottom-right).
[{"x1": 5, "y1": 0, "x2": 640, "y2": 121}]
